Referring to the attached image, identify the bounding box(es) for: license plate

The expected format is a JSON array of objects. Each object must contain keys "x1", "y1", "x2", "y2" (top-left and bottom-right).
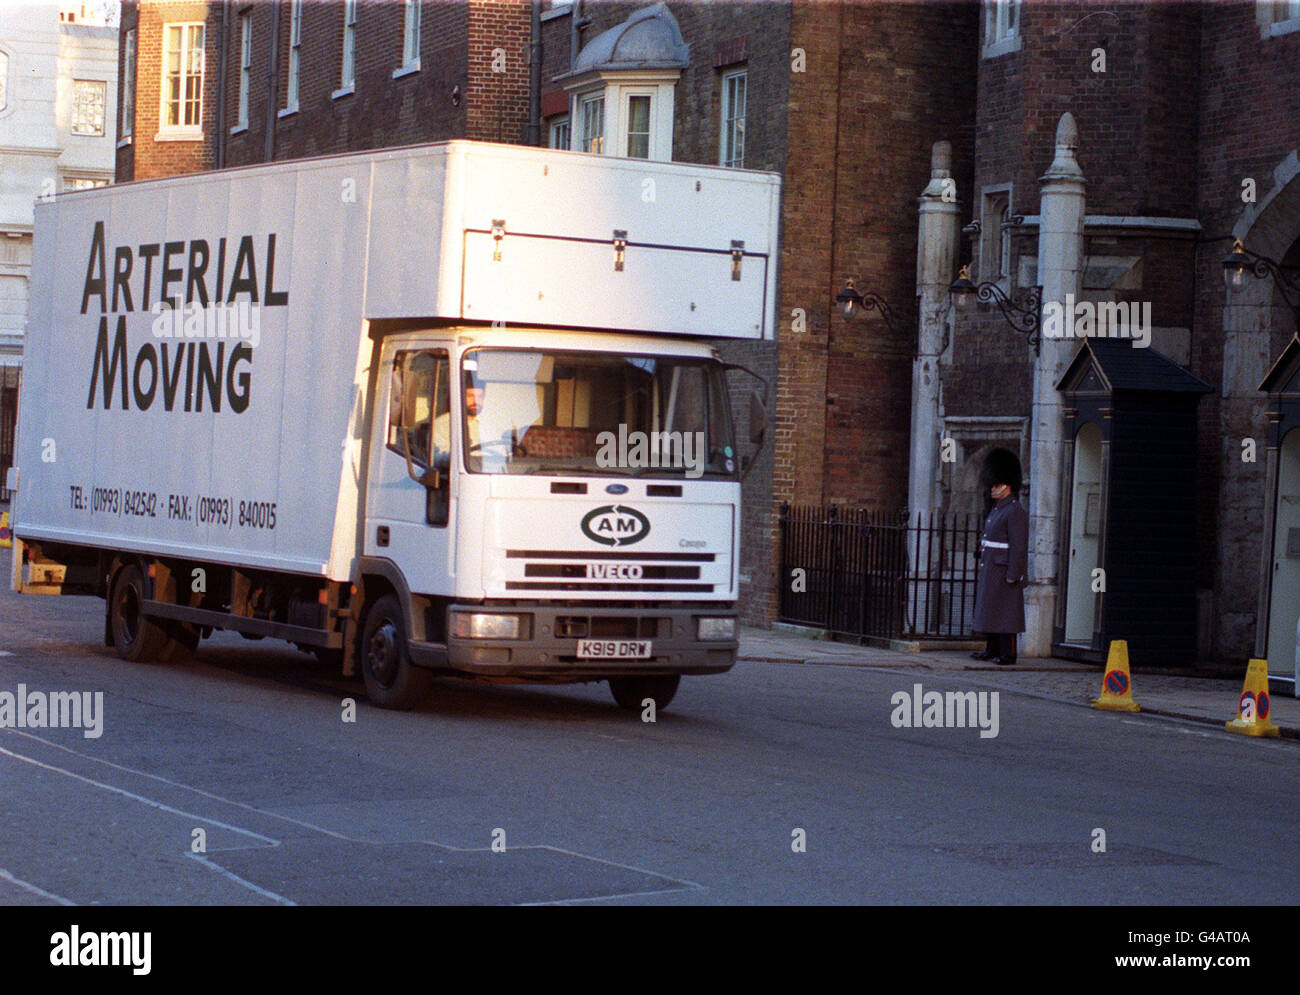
[{"x1": 576, "y1": 639, "x2": 652, "y2": 659}]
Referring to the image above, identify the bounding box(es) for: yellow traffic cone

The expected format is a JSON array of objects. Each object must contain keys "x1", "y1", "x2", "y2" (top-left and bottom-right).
[
  {"x1": 0, "y1": 511, "x2": 11, "y2": 549},
  {"x1": 1225, "y1": 659, "x2": 1280, "y2": 737},
  {"x1": 1091, "y1": 640, "x2": 1140, "y2": 712}
]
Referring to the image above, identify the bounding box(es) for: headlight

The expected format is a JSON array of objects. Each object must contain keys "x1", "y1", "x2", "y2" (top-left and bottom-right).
[
  {"x1": 697, "y1": 617, "x2": 736, "y2": 640},
  {"x1": 452, "y1": 612, "x2": 528, "y2": 639}
]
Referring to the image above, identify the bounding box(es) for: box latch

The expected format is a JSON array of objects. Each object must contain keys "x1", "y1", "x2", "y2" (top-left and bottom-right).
[
  {"x1": 731, "y1": 240, "x2": 745, "y2": 281},
  {"x1": 491, "y1": 219, "x2": 506, "y2": 262},
  {"x1": 613, "y1": 230, "x2": 628, "y2": 272}
]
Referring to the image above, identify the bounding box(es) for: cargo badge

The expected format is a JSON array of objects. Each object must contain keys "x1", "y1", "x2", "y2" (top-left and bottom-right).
[{"x1": 581, "y1": 505, "x2": 650, "y2": 547}]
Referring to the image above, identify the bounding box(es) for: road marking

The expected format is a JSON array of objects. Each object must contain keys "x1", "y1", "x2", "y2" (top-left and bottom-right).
[
  {"x1": 3, "y1": 728, "x2": 350, "y2": 840},
  {"x1": 0, "y1": 865, "x2": 75, "y2": 905},
  {"x1": 186, "y1": 853, "x2": 297, "y2": 906},
  {"x1": 522, "y1": 883, "x2": 700, "y2": 906},
  {"x1": 0, "y1": 651, "x2": 13, "y2": 657},
  {"x1": 0, "y1": 743, "x2": 280, "y2": 845},
  {"x1": 3, "y1": 731, "x2": 705, "y2": 903}
]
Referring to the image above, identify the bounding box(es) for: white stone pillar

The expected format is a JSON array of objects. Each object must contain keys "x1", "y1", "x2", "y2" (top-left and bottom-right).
[
  {"x1": 909, "y1": 140, "x2": 961, "y2": 524},
  {"x1": 905, "y1": 141, "x2": 961, "y2": 635},
  {"x1": 1024, "y1": 113, "x2": 1086, "y2": 658}
]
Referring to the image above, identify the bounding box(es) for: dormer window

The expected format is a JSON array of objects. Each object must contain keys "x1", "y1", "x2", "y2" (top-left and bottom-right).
[{"x1": 555, "y1": 3, "x2": 689, "y2": 163}]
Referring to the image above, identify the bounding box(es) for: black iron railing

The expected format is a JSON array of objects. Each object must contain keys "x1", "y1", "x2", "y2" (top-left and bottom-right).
[
  {"x1": 0, "y1": 366, "x2": 18, "y2": 503},
  {"x1": 777, "y1": 504, "x2": 983, "y2": 641}
]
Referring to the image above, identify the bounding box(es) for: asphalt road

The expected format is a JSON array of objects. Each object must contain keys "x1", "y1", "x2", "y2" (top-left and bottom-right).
[{"x1": 1, "y1": 552, "x2": 1297, "y2": 905}]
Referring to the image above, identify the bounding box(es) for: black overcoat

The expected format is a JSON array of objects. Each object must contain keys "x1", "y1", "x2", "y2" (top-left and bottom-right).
[{"x1": 972, "y1": 495, "x2": 1029, "y2": 634}]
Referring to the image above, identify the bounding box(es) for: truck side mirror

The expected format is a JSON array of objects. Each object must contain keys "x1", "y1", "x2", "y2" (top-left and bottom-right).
[{"x1": 749, "y1": 390, "x2": 767, "y2": 445}]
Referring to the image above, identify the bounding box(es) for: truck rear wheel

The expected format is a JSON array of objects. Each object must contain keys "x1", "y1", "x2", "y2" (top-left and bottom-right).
[
  {"x1": 360, "y1": 595, "x2": 431, "y2": 709},
  {"x1": 109, "y1": 564, "x2": 174, "y2": 663},
  {"x1": 609, "y1": 675, "x2": 680, "y2": 712}
]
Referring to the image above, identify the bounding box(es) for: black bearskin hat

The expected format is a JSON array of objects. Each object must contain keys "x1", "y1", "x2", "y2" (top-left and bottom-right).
[{"x1": 981, "y1": 447, "x2": 1023, "y2": 495}]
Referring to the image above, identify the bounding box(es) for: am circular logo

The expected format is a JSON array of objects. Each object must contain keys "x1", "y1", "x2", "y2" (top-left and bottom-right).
[{"x1": 580, "y1": 505, "x2": 650, "y2": 547}]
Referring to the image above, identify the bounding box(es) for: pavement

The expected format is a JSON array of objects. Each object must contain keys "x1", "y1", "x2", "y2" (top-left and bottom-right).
[{"x1": 739, "y1": 624, "x2": 1300, "y2": 739}]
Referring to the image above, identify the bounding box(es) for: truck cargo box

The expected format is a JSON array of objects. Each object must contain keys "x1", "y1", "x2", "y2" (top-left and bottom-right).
[{"x1": 12, "y1": 141, "x2": 780, "y2": 582}]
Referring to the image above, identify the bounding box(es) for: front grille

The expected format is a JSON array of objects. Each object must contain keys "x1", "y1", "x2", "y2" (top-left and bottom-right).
[
  {"x1": 524, "y1": 564, "x2": 700, "y2": 579},
  {"x1": 506, "y1": 549, "x2": 715, "y2": 562},
  {"x1": 506, "y1": 582, "x2": 713, "y2": 592},
  {"x1": 503, "y1": 548, "x2": 719, "y2": 593},
  {"x1": 555, "y1": 615, "x2": 660, "y2": 639}
]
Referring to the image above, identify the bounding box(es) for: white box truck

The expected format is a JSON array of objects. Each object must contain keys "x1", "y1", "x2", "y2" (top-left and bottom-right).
[{"x1": 7, "y1": 140, "x2": 778, "y2": 710}]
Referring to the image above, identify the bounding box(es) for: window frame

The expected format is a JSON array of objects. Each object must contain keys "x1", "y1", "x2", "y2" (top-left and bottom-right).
[
  {"x1": 548, "y1": 115, "x2": 570, "y2": 151},
  {"x1": 119, "y1": 29, "x2": 135, "y2": 138},
  {"x1": 341, "y1": 0, "x2": 358, "y2": 90},
  {"x1": 158, "y1": 22, "x2": 206, "y2": 139},
  {"x1": 284, "y1": 0, "x2": 302, "y2": 114},
  {"x1": 235, "y1": 11, "x2": 252, "y2": 130},
  {"x1": 1266, "y1": 0, "x2": 1300, "y2": 36},
  {"x1": 982, "y1": 0, "x2": 1023, "y2": 58},
  {"x1": 979, "y1": 186, "x2": 1013, "y2": 287},
  {"x1": 401, "y1": 0, "x2": 422, "y2": 72},
  {"x1": 719, "y1": 68, "x2": 746, "y2": 168},
  {"x1": 72, "y1": 79, "x2": 107, "y2": 136},
  {"x1": 624, "y1": 92, "x2": 653, "y2": 159},
  {"x1": 579, "y1": 92, "x2": 604, "y2": 154}
]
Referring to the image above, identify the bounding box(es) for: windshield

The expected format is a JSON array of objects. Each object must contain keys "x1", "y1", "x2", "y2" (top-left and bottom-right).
[{"x1": 459, "y1": 348, "x2": 738, "y2": 478}]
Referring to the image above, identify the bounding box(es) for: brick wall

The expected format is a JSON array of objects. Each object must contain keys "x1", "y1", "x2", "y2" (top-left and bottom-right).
[
  {"x1": 1193, "y1": 0, "x2": 1300, "y2": 659},
  {"x1": 466, "y1": 0, "x2": 531, "y2": 142},
  {"x1": 124, "y1": 0, "x2": 220, "y2": 180}
]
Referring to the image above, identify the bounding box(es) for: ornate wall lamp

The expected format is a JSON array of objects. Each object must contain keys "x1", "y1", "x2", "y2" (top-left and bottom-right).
[
  {"x1": 834, "y1": 278, "x2": 902, "y2": 336},
  {"x1": 1222, "y1": 239, "x2": 1300, "y2": 318},
  {"x1": 948, "y1": 265, "x2": 1044, "y2": 355}
]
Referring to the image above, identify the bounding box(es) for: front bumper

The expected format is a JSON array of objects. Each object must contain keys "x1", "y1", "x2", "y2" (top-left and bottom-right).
[{"x1": 417, "y1": 603, "x2": 738, "y2": 678}]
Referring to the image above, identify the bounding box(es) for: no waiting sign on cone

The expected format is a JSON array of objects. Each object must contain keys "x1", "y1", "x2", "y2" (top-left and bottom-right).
[
  {"x1": 1226, "y1": 659, "x2": 1280, "y2": 737},
  {"x1": 0, "y1": 511, "x2": 11, "y2": 549},
  {"x1": 1092, "y1": 640, "x2": 1140, "y2": 712}
]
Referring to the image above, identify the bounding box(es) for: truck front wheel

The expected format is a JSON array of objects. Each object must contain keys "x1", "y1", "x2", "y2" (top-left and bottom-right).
[
  {"x1": 109, "y1": 564, "x2": 174, "y2": 663},
  {"x1": 609, "y1": 675, "x2": 680, "y2": 712},
  {"x1": 360, "y1": 595, "x2": 432, "y2": 710}
]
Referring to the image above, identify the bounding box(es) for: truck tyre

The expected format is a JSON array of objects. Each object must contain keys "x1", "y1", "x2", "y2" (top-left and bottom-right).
[
  {"x1": 109, "y1": 564, "x2": 174, "y2": 663},
  {"x1": 360, "y1": 595, "x2": 431, "y2": 709},
  {"x1": 609, "y1": 674, "x2": 680, "y2": 712}
]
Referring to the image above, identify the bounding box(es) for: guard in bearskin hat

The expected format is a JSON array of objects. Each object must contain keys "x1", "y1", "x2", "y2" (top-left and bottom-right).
[{"x1": 971, "y1": 448, "x2": 1029, "y2": 665}]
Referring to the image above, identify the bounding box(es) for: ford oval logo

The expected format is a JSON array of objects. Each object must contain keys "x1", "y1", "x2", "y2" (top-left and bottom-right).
[
  {"x1": 605, "y1": 484, "x2": 629, "y2": 495},
  {"x1": 580, "y1": 505, "x2": 650, "y2": 547}
]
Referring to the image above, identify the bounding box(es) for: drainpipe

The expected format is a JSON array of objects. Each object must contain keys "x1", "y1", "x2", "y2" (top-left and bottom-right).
[
  {"x1": 527, "y1": 0, "x2": 541, "y2": 145},
  {"x1": 215, "y1": 0, "x2": 230, "y2": 169},
  {"x1": 264, "y1": 0, "x2": 281, "y2": 163},
  {"x1": 569, "y1": 0, "x2": 583, "y2": 68}
]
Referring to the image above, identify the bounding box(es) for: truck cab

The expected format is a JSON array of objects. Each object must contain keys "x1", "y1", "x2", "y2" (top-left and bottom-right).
[{"x1": 360, "y1": 326, "x2": 749, "y2": 709}]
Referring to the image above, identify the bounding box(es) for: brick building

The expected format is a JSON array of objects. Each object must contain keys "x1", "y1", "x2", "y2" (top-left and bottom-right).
[
  {"x1": 113, "y1": 0, "x2": 980, "y2": 624},
  {"x1": 916, "y1": 0, "x2": 1300, "y2": 678}
]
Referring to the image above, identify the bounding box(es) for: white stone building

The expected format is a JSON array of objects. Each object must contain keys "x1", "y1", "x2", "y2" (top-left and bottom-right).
[{"x1": 0, "y1": 2, "x2": 117, "y2": 497}]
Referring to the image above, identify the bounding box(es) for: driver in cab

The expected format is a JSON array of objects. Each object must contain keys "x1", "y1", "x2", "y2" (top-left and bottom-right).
[{"x1": 432, "y1": 385, "x2": 484, "y2": 469}]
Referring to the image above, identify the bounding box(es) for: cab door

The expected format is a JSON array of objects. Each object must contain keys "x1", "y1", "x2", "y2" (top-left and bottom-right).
[{"x1": 365, "y1": 345, "x2": 454, "y2": 596}]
